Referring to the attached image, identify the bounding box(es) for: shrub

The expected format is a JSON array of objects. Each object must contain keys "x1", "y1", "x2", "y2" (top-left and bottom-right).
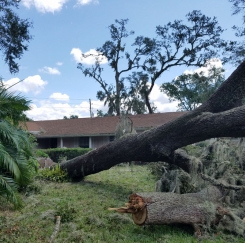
[
  {"x1": 37, "y1": 148, "x2": 92, "y2": 162},
  {"x1": 37, "y1": 165, "x2": 68, "y2": 182},
  {"x1": 35, "y1": 150, "x2": 49, "y2": 158}
]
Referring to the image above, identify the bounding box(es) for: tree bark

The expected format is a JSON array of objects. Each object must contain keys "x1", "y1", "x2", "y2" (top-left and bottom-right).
[
  {"x1": 109, "y1": 186, "x2": 245, "y2": 236},
  {"x1": 144, "y1": 90, "x2": 153, "y2": 114},
  {"x1": 110, "y1": 186, "x2": 222, "y2": 225},
  {"x1": 60, "y1": 60, "x2": 245, "y2": 180}
]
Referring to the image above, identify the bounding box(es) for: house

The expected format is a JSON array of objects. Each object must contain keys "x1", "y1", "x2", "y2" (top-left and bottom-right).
[{"x1": 25, "y1": 112, "x2": 185, "y2": 149}]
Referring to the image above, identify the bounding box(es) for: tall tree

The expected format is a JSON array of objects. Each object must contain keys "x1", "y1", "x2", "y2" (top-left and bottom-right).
[
  {"x1": 137, "y1": 10, "x2": 226, "y2": 113},
  {"x1": 78, "y1": 19, "x2": 143, "y2": 116},
  {"x1": 0, "y1": 0, "x2": 32, "y2": 74},
  {"x1": 78, "y1": 11, "x2": 226, "y2": 115},
  {"x1": 0, "y1": 1, "x2": 35, "y2": 207},
  {"x1": 160, "y1": 64, "x2": 225, "y2": 111}
]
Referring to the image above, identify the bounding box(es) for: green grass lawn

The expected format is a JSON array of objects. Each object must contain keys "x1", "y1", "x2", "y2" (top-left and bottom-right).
[{"x1": 0, "y1": 164, "x2": 243, "y2": 243}]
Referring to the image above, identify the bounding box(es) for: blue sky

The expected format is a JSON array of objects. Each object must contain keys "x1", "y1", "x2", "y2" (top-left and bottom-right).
[{"x1": 0, "y1": 0, "x2": 243, "y2": 120}]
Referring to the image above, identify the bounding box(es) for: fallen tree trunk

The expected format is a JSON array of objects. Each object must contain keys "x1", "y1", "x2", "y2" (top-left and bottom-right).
[
  {"x1": 60, "y1": 60, "x2": 245, "y2": 180},
  {"x1": 60, "y1": 107, "x2": 245, "y2": 180},
  {"x1": 109, "y1": 186, "x2": 245, "y2": 236}
]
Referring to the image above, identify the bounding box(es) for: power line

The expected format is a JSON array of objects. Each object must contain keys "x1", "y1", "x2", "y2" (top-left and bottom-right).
[
  {"x1": 28, "y1": 97, "x2": 90, "y2": 100},
  {"x1": 34, "y1": 103, "x2": 102, "y2": 108}
]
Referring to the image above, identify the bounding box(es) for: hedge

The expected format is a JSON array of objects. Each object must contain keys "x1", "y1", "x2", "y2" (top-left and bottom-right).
[{"x1": 36, "y1": 148, "x2": 92, "y2": 162}]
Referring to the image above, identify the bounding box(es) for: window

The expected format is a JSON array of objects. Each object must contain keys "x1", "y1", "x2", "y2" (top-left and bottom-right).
[
  {"x1": 79, "y1": 137, "x2": 89, "y2": 148},
  {"x1": 109, "y1": 136, "x2": 115, "y2": 142}
]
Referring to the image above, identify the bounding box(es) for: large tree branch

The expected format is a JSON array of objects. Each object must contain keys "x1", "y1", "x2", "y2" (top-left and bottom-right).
[
  {"x1": 60, "y1": 105, "x2": 245, "y2": 180},
  {"x1": 61, "y1": 60, "x2": 245, "y2": 180},
  {"x1": 198, "y1": 59, "x2": 245, "y2": 112}
]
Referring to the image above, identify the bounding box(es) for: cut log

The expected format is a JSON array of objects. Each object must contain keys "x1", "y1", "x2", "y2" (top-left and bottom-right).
[{"x1": 109, "y1": 186, "x2": 245, "y2": 236}]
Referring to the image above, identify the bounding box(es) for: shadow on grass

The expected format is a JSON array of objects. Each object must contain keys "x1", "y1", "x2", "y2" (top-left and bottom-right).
[{"x1": 75, "y1": 179, "x2": 135, "y2": 199}]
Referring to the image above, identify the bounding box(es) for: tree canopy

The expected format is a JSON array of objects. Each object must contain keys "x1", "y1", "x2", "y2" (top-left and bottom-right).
[
  {"x1": 160, "y1": 63, "x2": 225, "y2": 111},
  {"x1": 223, "y1": 0, "x2": 245, "y2": 64},
  {"x1": 63, "y1": 115, "x2": 79, "y2": 119},
  {"x1": 77, "y1": 11, "x2": 226, "y2": 116},
  {"x1": 0, "y1": 0, "x2": 32, "y2": 74}
]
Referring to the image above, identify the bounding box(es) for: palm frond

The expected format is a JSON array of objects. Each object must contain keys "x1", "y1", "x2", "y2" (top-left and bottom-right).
[
  {"x1": 0, "y1": 143, "x2": 21, "y2": 181},
  {"x1": 0, "y1": 175, "x2": 21, "y2": 208},
  {"x1": 0, "y1": 88, "x2": 31, "y2": 124},
  {"x1": 0, "y1": 84, "x2": 35, "y2": 207},
  {"x1": 0, "y1": 121, "x2": 20, "y2": 149}
]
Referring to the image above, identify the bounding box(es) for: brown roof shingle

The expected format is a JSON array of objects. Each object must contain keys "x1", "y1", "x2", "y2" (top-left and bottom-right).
[{"x1": 25, "y1": 112, "x2": 185, "y2": 138}]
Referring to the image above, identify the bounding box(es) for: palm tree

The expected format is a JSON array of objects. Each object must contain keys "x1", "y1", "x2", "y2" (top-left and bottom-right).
[
  {"x1": 0, "y1": 0, "x2": 35, "y2": 207},
  {"x1": 0, "y1": 83, "x2": 38, "y2": 207}
]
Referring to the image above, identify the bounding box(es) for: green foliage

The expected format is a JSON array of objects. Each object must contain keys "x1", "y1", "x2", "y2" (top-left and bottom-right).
[
  {"x1": 0, "y1": 0, "x2": 32, "y2": 74},
  {"x1": 34, "y1": 150, "x2": 49, "y2": 158},
  {"x1": 183, "y1": 144, "x2": 203, "y2": 157},
  {"x1": 37, "y1": 165, "x2": 68, "y2": 182},
  {"x1": 55, "y1": 201, "x2": 77, "y2": 223},
  {"x1": 63, "y1": 115, "x2": 79, "y2": 119},
  {"x1": 96, "y1": 109, "x2": 115, "y2": 117},
  {"x1": 0, "y1": 123, "x2": 39, "y2": 207},
  {"x1": 39, "y1": 147, "x2": 92, "y2": 162},
  {"x1": 0, "y1": 0, "x2": 34, "y2": 208},
  {"x1": 0, "y1": 85, "x2": 38, "y2": 207},
  {"x1": 0, "y1": 81, "x2": 31, "y2": 125},
  {"x1": 161, "y1": 65, "x2": 225, "y2": 111}
]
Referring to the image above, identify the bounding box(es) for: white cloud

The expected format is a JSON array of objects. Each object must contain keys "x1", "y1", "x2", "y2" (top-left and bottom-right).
[
  {"x1": 76, "y1": 0, "x2": 99, "y2": 5},
  {"x1": 70, "y1": 48, "x2": 108, "y2": 65},
  {"x1": 3, "y1": 75, "x2": 47, "y2": 95},
  {"x1": 50, "y1": 93, "x2": 69, "y2": 101},
  {"x1": 24, "y1": 82, "x2": 178, "y2": 120},
  {"x1": 25, "y1": 82, "x2": 178, "y2": 120},
  {"x1": 21, "y1": 0, "x2": 68, "y2": 13},
  {"x1": 149, "y1": 83, "x2": 170, "y2": 103},
  {"x1": 25, "y1": 103, "x2": 73, "y2": 120},
  {"x1": 149, "y1": 83, "x2": 178, "y2": 112},
  {"x1": 56, "y1": 62, "x2": 63, "y2": 66},
  {"x1": 25, "y1": 98, "x2": 107, "y2": 120},
  {"x1": 153, "y1": 100, "x2": 179, "y2": 112},
  {"x1": 39, "y1": 66, "x2": 61, "y2": 75}
]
